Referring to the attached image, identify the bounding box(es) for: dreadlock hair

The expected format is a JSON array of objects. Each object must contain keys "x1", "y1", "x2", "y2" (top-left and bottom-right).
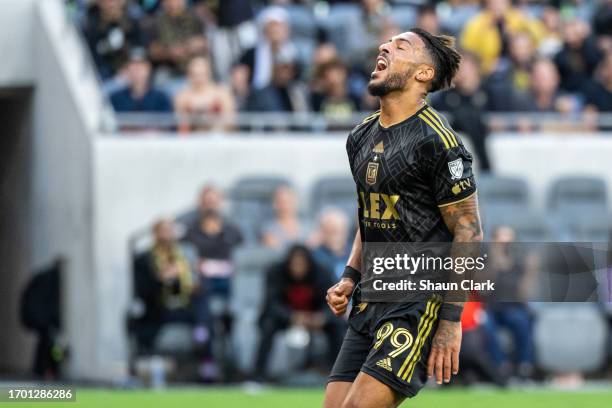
[{"x1": 410, "y1": 27, "x2": 461, "y2": 93}]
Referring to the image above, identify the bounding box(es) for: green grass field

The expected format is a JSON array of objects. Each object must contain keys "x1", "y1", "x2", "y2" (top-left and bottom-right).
[{"x1": 3, "y1": 387, "x2": 612, "y2": 408}]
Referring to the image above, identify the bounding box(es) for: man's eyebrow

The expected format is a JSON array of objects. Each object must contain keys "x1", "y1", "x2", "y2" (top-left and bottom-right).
[{"x1": 395, "y1": 37, "x2": 412, "y2": 46}]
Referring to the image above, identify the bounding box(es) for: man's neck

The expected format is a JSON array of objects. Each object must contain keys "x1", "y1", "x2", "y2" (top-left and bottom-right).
[{"x1": 378, "y1": 91, "x2": 426, "y2": 128}]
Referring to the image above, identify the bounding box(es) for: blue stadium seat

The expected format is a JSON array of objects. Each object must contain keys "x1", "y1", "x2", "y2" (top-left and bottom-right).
[
  {"x1": 310, "y1": 176, "x2": 357, "y2": 219},
  {"x1": 230, "y1": 175, "x2": 291, "y2": 225},
  {"x1": 533, "y1": 304, "x2": 607, "y2": 373},
  {"x1": 484, "y1": 209, "x2": 556, "y2": 242},
  {"x1": 389, "y1": 6, "x2": 417, "y2": 31},
  {"x1": 547, "y1": 176, "x2": 609, "y2": 240},
  {"x1": 548, "y1": 176, "x2": 608, "y2": 215},
  {"x1": 285, "y1": 5, "x2": 318, "y2": 40},
  {"x1": 320, "y1": 4, "x2": 361, "y2": 56},
  {"x1": 230, "y1": 246, "x2": 281, "y2": 373},
  {"x1": 478, "y1": 174, "x2": 531, "y2": 214}
]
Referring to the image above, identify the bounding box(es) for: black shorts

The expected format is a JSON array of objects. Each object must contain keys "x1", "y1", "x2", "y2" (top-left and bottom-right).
[{"x1": 328, "y1": 298, "x2": 441, "y2": 398}]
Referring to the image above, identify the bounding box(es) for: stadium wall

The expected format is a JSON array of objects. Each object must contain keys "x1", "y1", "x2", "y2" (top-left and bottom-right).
[{"x1": 0, "y1": 0, "x2": 114, "y2": 380}]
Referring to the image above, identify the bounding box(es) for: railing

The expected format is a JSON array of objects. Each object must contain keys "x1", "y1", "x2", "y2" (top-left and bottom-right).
[{"x1": 113, "y1": 111, "x2": 612, "y2": 134}]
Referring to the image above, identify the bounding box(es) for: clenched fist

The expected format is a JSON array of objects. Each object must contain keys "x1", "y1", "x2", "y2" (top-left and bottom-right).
[{"x1": 326, "y1": 278, "x2": 355, "y2": 316}]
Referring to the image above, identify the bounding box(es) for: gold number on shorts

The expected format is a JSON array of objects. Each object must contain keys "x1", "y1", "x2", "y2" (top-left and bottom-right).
[
  {"x1": 373, "y1": 322, "x2": 394, "y2": 349},
  {"x1": 388, "y1": 328, "x2": 413, "y2": 358}
]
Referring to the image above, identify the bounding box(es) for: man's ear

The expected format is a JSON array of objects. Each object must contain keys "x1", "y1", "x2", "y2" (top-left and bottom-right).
[{"x1": 415, "y1": 65, "x2": 435, "y2": 83}]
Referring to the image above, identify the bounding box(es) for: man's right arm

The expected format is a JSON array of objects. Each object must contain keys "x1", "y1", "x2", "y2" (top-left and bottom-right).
[{"x1": 326, "y1": 227, "x2": 361, "y2": 316}]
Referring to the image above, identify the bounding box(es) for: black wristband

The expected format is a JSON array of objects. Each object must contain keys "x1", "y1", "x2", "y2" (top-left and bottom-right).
[
  {"x1": 439, "y1": 303, "x2": 463, "y2": 322},
  {"x1": 341, "y1": 265, "x2": 361, "y2": 285}
]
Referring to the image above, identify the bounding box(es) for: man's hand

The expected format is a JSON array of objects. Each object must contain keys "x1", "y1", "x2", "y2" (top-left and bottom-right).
[
  {"x1": 326, "y1": 278, "x2": 355, "y2": 316},
  {"x1": 427, "y1": 319, "x2": 462, "y2": 384}
]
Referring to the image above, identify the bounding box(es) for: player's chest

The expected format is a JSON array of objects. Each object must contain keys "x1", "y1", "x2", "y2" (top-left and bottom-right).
[{"x1": 352, "y1": 131, "x2": 420, "y2": 190}]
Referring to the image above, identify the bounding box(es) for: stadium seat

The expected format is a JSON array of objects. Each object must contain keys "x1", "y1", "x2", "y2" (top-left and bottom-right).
[
  {"x1": 478, "y1": 174, "x2": 531, "y2": 218},
  {"x1": 547, "y1": 176, "x2": 609, "y2": 240},
  {"x1": 389, "y1": 6, "x2": 417, "y2": 31},
  {"x1": 548, "y1": 176, "x2": 608, "y2": 215},
  {"x1": 321, "y1": 4, "x2": 360, "y2": 57},
  {"x1": 533, "y1": 304, "x2": 607, "y2": 373},
  {"x1": 230, "y1": 176, "x2": 291, "y2": 230},
  {"x1": 484, "y1": 209, "x2": 556, "y2": 242},
  {"x1": 310, "y1": 176, "x2": 357, "y2": 219},
  {"x1": 230, "y1": 246, "x2": 281, "y2": 373},
  {"x1": 285, "y1": 5, "x2": 318, "y2": 40}
]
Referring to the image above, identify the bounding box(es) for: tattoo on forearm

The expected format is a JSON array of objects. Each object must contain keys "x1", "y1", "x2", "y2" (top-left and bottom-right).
[
  {"x1": 439, "y1": 193, "x2": 483, "y2": 243},
  {"x1": 439, "y1": 193, "x2": 483, "y2": 305}
]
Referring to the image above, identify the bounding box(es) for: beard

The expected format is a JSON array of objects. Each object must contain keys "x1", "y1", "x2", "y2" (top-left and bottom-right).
[{"x1": 367, "y1": 70, "x2": 412, "y2": 96}]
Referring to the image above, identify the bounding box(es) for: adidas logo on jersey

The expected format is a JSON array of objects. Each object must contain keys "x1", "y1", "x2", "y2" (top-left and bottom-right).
[{"x1": 376, "y1": 357, "x2": 393, "y2": 372}]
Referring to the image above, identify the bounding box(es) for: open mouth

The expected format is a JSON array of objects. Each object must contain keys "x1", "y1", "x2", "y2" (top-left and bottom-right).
[
  {"x1": 372, "y1": 56, "x2": 388, "y2": 77},
  {"x1": 376, "y1": 57, "x2": 388, "y2": 72}
]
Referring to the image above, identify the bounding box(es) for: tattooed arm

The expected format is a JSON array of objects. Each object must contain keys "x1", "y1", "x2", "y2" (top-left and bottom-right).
[{"x1": 427, "y1": 193, "x2": 483, "y2": 384}]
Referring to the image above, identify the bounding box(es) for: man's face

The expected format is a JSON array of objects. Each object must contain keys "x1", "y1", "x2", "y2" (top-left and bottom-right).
[
  {"x1": 198, "y1": 188, "x2": 222, "y2": 212},
  {"x1": 368, "y1": 32, "x2": 431, "y2": 97},
  {"x1": 163, "y1": 0, "x2": 185, "y2": 17},
  {"x1": 264, "y1": 20, "x2": 290, "y2": 45},
  {"x1": 98, "y1": 0, "x2": 125, "y2": 17},
  {"x1": 127, "y1": 60, "x2": 151, "y2": 86},
  {"x1": 155, "y1": 220, "x2": 176, "y2": 244}
]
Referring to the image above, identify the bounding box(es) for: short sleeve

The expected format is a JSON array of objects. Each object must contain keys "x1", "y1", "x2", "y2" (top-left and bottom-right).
[
  {"x1": 346, "y1": 131, "x2": 356, "y2": 175},
  {"x1": 425, "y1": 142, "x2": 477, "y2": 207}
]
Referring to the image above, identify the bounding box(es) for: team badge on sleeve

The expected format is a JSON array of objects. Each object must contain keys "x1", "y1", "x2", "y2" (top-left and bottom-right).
[{"x1": 447, "y1": 158, "x2": 463, "y2": 180}]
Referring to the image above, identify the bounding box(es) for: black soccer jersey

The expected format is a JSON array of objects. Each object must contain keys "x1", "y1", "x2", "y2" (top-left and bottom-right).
[{"x1": 347, "y1": 104, "x2": 476, "y2": 243}]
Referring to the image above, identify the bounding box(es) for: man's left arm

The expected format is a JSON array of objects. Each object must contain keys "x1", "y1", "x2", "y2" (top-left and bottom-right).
[{"x1": 427, "y1": 193, "x2": 483, "y2": 384}]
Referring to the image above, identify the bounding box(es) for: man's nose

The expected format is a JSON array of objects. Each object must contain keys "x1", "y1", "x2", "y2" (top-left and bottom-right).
[{"x1": 378, "y1": 42, "x2": 390, "y2": 54}]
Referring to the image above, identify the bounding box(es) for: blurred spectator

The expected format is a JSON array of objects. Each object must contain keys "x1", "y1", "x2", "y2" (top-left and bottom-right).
[
  {"x1": 132, "y1": 219, "x2": 211, "y2": 354},
  {"x1": 461, "y1": 0, "x2": 543, "y2": 73},
  {"x1": 312, "y1": 209, "x2": 350, "y2": 280},
  {"x1": 484, "y1": 226, "x2": 534, "y2": 379},
  {"x1": 458, "y1": 301, "x2": 507, "y2": 386},
  {"x1": 254, "y1": 245, "x2": 344, "y2": 379},
  {"x1": 20, "y1": 258, "x2": 63, "y2": 380},
  {"x1": 110, "y1": 49, "x2": 172, "y2": 112},
  {"x1": 593, "y1": 0, "x2": 612, "y2": 40},
  {"x1": 232, "y1": 6, "x2": 298, "y2": 101},
  {"x1": 147, "y1": 0, "x2": 207, "y2": 78},
  {"x1": 505, "y1": 31, "x2": 537, "y2": 93},
  {"x1": 245, "y1": 52, "x2": 309, "y2": 112},
  {"x1": 553, "y1": 18, "x2": 603, "y2": 93},
  {"x1": 311, "y1": 59, "x2": 360, "y2": 119},
  {"x1": 431, "y1": 52, "x2": 491, "y2": 171},
  {"x1": 183, "y1": 192, "x2": 243, "y2": 299},
  {"x1": 537, "y1": 6, "x2": 563, "y2": 58},
  {"x1": 346, "y1": 0, "x2": 393, "y2": 78},
  {"x1": 175, "y1": 56, "x2": 236, "y2": 131},
  {"x1": 204, "y1": 0, "x2": 256, "y2": 81},
  {"x1": 584, "y1": 53, "x2": 612, "y2": 112},
  {"x1": 415, "y1": 4, "x2": 440, "y2": 35},
  {"x1": 83, "y1": 0, "x2": 144, "y2": 80},
  {"x1": 527, "y1": 58, "x2": 577, "y2": 113},
  {"x1": 261, "y1": 186, "x2": 309, "y2": 249}
]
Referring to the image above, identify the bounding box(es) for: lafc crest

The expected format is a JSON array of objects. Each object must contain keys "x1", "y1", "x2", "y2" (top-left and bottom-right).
[
  {"x1": 366, "y1": 141, "x2": 384, "y2": 185},
  {"x1": 366, "y1": 162, "x2": 379, "y2": 185}
]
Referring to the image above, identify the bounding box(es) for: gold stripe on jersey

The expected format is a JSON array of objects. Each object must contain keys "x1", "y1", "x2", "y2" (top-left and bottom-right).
[
  {"x1": 418, "y1": 113, "x2": 451, "y2": 149},
  {"x1": 396, "y1": 298, "x2": 440, "y2": 379},
  {"x1": 425, "y1": 108, "x2": 459, "y2": 147},
  {"x1": 361, "y1": 110, "x2": 381, "y2": 124},
  {"x1": 437, "y1": 190, "x2": 478, "y2": 208},
  {"x1": 403, "y1": 301, "x2": 441, "y2": 381}
]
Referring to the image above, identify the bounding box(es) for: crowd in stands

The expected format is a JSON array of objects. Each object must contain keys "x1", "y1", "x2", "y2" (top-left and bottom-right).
[
  {"x1": 127, "y1": 182, "x2": 541, "y2": 384},
  {"x1": 68, "y1": 0, "x2": 612, "y2": 135}
]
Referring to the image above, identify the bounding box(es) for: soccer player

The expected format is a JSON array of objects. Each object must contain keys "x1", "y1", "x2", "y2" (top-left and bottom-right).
[{"x1": 323, "y1": 28, "x2": 483, "y2": 408}]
